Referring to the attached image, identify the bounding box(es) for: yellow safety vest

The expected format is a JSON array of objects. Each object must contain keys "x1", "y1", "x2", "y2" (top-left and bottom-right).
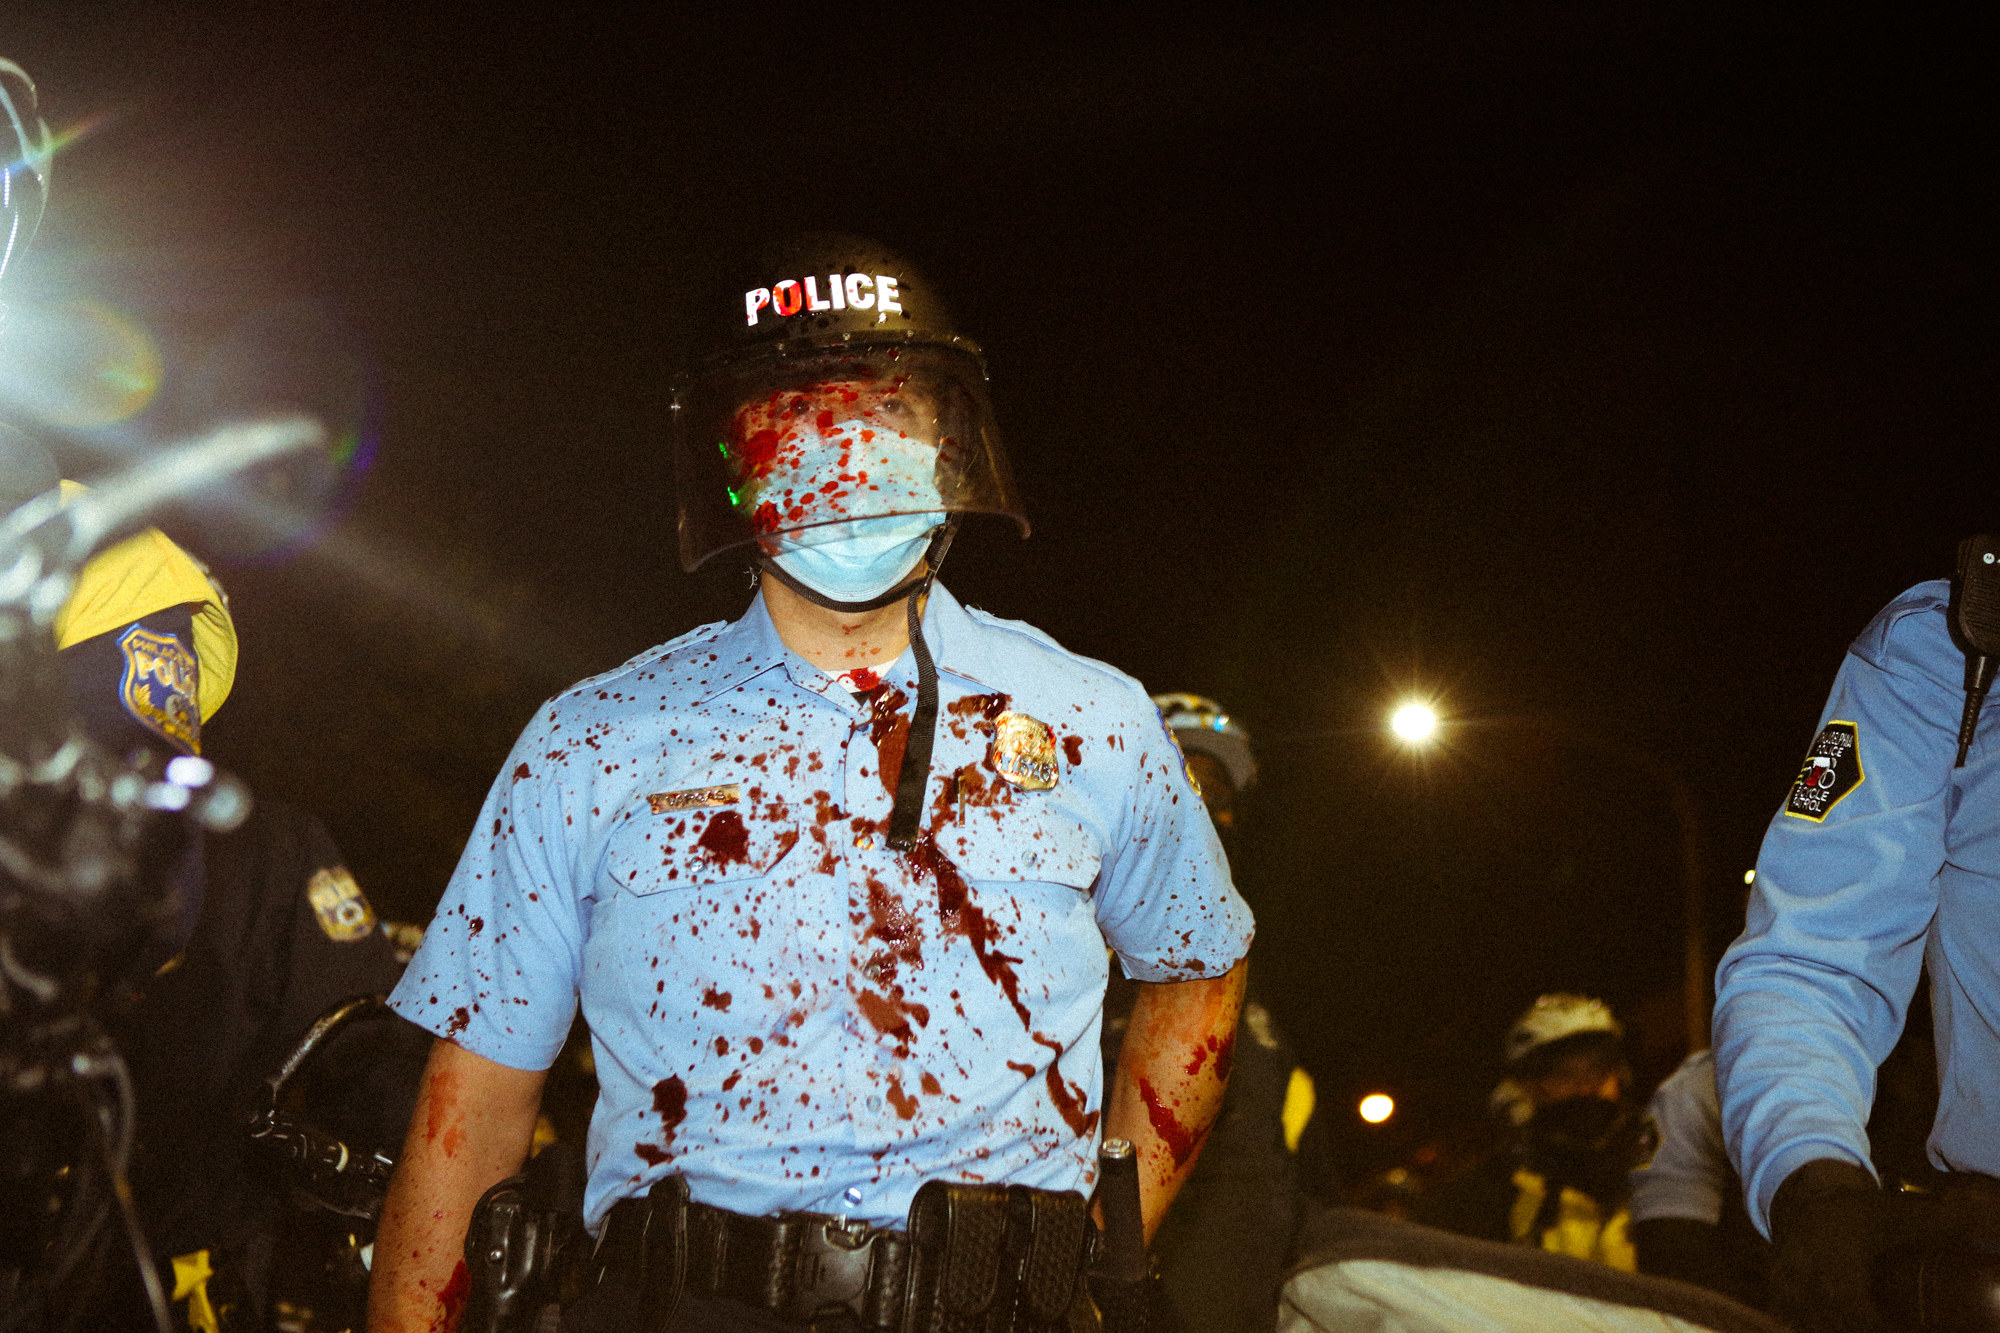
[{"x1": 1508, "y1": 1166, "x2": 1636, "y2": 1272}]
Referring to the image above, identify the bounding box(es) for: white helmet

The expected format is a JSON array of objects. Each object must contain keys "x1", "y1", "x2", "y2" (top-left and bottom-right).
[{"x1": 1504, "y1": 993, "x2": 1623, "y2": 1067}]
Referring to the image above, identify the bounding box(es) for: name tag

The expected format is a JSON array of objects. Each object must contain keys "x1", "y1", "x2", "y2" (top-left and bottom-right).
[{"x1": 648, "y1": 783, "x2": 740, "y2": 814}]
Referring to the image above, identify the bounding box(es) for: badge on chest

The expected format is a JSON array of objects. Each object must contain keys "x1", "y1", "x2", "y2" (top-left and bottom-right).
[{"x1": 991, "y1": 710, "x2": 1058, "y2": 791}]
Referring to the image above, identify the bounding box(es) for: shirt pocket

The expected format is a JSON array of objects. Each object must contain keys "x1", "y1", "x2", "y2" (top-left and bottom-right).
[
  {"x1": 603, "y1": 801, "x2": 802, "y2": 895},
  {"x1": 933, "y1": 797, "x2": 1103, "y2": 891}
]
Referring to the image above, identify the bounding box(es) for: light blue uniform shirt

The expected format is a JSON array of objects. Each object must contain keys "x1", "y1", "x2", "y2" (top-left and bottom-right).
[
  {"x1": 390, "y1": 585, "x2": 1253, "y2": 1232},
  {"x1": 1715, "y1": 581, "x2": 2000, "y2": 1236},
  {"x1": 1629, "y1": 1050, "x2": 1729, "y2": 1225}
]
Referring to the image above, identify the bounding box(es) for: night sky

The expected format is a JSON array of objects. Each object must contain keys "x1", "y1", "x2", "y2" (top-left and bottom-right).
[{"x1": 7, "y1": 7, "x2": 1995, "y2": 1178}]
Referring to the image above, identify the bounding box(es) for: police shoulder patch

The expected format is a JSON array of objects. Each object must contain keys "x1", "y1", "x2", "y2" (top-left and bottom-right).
[
  {"x1": 1633, "y1": 1115, "x2": 1662, "y2": 1172},
  {"x1": 118, "y1": 624, "x2": 201, "y2": 753},
  {"x1": 1785, "y1": 720, "x2": 1865, "y2": 821},
  {"x1": 307, "y1": 866, "x2": 377, "y2": 942}
]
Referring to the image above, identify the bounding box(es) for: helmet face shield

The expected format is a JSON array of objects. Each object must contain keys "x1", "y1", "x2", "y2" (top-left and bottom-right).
[{"x1": 675, "y1": 344, "x2": 1026, "y2": 572}]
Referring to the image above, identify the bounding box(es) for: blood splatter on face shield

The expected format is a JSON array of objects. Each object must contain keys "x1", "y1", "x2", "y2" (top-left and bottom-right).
[
  {"x1": 673, "y1": 345, "x2": 1028, "y2": 573},
  {"x1": 733, "y1": 378, "x2": 945, "y2": 550}
]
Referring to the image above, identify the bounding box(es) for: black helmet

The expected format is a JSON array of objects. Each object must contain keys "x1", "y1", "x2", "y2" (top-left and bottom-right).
[
  {"x1": 2, "y1": 58, "x2": 52, "y2": 292},
  {"x1": 671, "y1": 233, "x2": 1028, "y2": 573}
]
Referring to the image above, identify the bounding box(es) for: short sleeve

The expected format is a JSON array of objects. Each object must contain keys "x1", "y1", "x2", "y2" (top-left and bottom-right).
[
  {"x1": 389, "y1": 704, "x2": 586, "y2": 1071},
  {"x1": 1629, "y1": 1052, "x2": 1729, "y2": 1224},
  {"x1": 1091, "y1": 689, "x2": 1254, "y2": 981}
]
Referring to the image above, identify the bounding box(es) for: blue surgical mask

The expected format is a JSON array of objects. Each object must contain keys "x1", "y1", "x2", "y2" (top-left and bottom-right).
[{"x1": 773, "y1": 514, "x2": 940, "y2": 603}]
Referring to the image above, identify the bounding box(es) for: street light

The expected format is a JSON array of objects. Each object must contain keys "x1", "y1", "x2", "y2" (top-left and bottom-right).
[
  {"x1": 1389, "y1": 702, "x2": 1438, "y2": 744},
  {"x1": 1358, "y1": 1093, "x2": 1395, "y2": 1124}
]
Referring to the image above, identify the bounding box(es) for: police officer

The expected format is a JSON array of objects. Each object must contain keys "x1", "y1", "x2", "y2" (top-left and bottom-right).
[
  {"x1": 1126, "y1": 695, "x2": 1322, "y2": 1333},
  {"x1": 1714, "y1": 579, "x2": 2000, "y2": 1333},
  {"x1": 1419, "y1": 993, "x2": 1643, "y2": 1271},
  {"x1": 1627, "y1": 1049, "x2": 1769, "y2": 1307},
  {"x1": 4, "y1": 65, "x2": 415, "y2": 1311},
  {"x1": 370, "y1": 235, "x2": 1254, "y2": 1332},
  {"x1": 11, "y1": 452, "x2": 416, "y2": 1330}
]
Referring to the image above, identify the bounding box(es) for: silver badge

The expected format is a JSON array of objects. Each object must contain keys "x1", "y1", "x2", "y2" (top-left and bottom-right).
[{"x1": 991, "y1": 711, "x2": 1058, "y2": 791}]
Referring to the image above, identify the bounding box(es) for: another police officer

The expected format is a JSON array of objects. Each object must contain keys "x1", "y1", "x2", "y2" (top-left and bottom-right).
[
  {"x1": 370, "y1": 236, "x2": 1254, "y2": 1332},
  {"x1": 1715, "y1": 579, "x2": 2000, "y2": 1333},
  {"x1": 1131, "y1": 695, "x2": 1323, "y2": 1333},
  {"x1": 1627, "y1": 1049, "x2": 1769, "y2": 1308}
]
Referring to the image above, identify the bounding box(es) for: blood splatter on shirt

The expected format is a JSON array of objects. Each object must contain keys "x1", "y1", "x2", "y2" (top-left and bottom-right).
[{"x1": 388, "y1": 585, "x2": 1252, "y2": 1232}]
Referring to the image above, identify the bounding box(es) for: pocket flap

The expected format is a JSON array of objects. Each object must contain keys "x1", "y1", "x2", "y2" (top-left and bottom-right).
[
  {"x1": 932, "y1": 803, "x2": 1102, "y2": 891},
  {"x1": 607, "y1": 805, "x2": 800, "y2": 894}
]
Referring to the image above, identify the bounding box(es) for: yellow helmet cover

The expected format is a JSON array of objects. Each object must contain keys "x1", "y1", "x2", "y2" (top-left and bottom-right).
[{"x1": 49, "y1": 481, "x2": 238, "y2": 723}]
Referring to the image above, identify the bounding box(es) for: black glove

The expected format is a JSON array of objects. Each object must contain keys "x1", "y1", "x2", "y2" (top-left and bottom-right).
[{"x1": 1768, "y1": 1158, "x2": 1890, "y2": 1333}]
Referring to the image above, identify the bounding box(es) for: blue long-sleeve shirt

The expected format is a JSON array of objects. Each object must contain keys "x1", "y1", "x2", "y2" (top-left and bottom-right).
[{"x1": 1715, "y1": 580, "x2": 2000, "y2": 1235}]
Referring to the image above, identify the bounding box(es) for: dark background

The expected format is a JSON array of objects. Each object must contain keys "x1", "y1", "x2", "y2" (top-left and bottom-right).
[{"x1": 7, "y1": 5, "x2": 1996, "y2": 1180}]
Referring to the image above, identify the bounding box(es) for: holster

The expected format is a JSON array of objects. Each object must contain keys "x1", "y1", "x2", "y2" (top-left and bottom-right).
[
  {"x1": 1082, "y1": 1270, "x2": 1176, "y2": 1333},
  {"x1": 461, "y1": 1144, "x2": 590, "y2": 1333}
]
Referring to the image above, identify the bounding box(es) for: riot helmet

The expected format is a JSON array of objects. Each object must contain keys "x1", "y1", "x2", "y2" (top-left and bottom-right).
[
  {"x1": 676, "y1": 235, "x2": 1029, "y2": 853},
  {"x1": 1504, "y1": 992, "x2": 1624, "y2": 1071},
  {"x1": 1, "y1": 58, "x2": 52, "y2": 294},
  {"x1": 1153, "y1": 693, "x2": 1259, "y2": 793},
  {"x1": 672, "y1": 233, "x2": 1028, "y2": 602}
]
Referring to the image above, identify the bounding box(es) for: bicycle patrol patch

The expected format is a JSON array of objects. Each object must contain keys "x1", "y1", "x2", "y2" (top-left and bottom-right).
[
  {"x1": 1785, "y1": 720, "x2": 1864, "y2": 821},
  {"x1": 307, "y1": 866, "x2": 377, "y2": 942},
  {"x1": 117, "y1": 624, "x2": 201, "y2": 753},
  {"x1": 992, "y1": 711, "x2": 1058, "y2": 791}
]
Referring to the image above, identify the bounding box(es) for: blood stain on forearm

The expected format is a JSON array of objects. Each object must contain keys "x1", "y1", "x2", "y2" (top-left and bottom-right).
[{"x1": 1139, "y1": 1077, "x2": 1209, "y2": 1167}]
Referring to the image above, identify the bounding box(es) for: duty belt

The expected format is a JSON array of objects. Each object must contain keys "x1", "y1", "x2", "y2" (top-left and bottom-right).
[{"x1": 593, "y1": 1176, "x2": 1094, "y2": 1332}]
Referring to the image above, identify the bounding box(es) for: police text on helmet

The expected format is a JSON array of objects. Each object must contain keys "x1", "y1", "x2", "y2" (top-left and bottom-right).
[{"x1": 745, "y1": 275, "x2": 903, "y2": 325}]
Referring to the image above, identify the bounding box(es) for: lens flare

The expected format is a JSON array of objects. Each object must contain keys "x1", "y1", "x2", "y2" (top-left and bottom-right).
[
  {"x1": 170, "y1": 301, "x2": 378, "y2": 562},
  {"x1": 1390, "y1": 703, "x2": 1438, "y2": 743},
  {"x1": 0, "y1": 299, "x2": 163, "y2": 427},
  {"x1": 1359, "y1": 1093, "x2": 1395, "y2": 1124}
]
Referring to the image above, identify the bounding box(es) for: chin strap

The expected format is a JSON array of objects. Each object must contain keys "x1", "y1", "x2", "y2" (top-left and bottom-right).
[
  {"x1": 754, "y1": 520, "x2": 960, "y2": 852},
  {"x1": 887, "y1": 580, "x2": 941, "y2": 852},
  {"x1": 888, "y1": 521, "x2": 957, "y2": 850}
]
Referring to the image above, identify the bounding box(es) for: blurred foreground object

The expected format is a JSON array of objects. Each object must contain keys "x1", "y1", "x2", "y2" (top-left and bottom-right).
[
  {"x1": 2, "y1": 413, "x2": 325, "y2": 1332},
  {"x1": 1281, "y1": 1206, "x2": 1783, "y2": 1333},
  {"x1": 0, "y1": 58, "x2": 52, "y2": 296}
]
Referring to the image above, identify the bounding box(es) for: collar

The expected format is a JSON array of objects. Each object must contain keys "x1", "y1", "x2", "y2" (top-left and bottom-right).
[{"x1": 693, "y1": 584, "x2": 999, "y2": 707}]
